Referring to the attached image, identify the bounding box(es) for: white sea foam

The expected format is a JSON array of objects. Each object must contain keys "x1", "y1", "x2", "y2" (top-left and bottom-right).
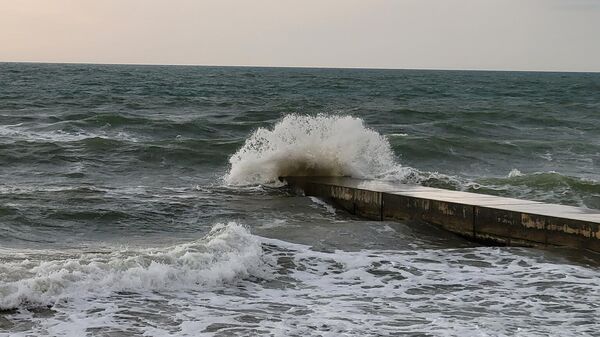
[
  {"x1": 308, "y1": 196, "x2": 337, "y2": 215},
  {"x1": 0, "y1": 123, "x2": 139, "y2": 143},
  {"x1": 0, "y1": 222, "x2": 268, "y2": 310},
  {"x1": 225, "y1": 114, "x2": 400, "y2": 186},
  {"x1": 4, "y1": 235, "x2": 598, "y2": 337},
  {"x1": 507, "y1": 168, "x2": 524, "y2": 178},
  {"x1": 375, "y1": 224, "x2": 396, "y2": 233},
  {"x1": 257, "y1": 218, "x2": 288, "y2": 229}
]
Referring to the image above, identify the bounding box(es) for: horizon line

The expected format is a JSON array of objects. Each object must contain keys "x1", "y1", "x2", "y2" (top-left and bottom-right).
[{"x1": 1, "y1": 60, "x2": 599, "y2": 74}]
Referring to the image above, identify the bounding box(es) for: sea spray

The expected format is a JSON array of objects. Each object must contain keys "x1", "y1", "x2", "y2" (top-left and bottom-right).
[
  {"x1": 224, "y1": 114, "x2": 477, "y2": 189},
  {"x1": 225, "y1": 114, "x2": 399, "y2": 186}
]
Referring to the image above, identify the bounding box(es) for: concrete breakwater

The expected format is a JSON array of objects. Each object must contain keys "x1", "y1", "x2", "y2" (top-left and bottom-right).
[{"x1": 283, "y1": 176, "x2": 600, "y2": 253}]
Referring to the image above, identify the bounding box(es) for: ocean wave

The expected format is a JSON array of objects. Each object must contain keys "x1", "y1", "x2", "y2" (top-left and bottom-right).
[
  {"x1": 225, "y1": 114, "x2": 400, "y2": 186},
  {"x1": 496, "y1": 170, "x2": 600, "y2": 193},
  {"x1": 0, "y1": 222, "x2": 269, "y2": 309},
  {"x1": 469, "y1": 170, "x2": 600, "y2": 208},
  {"x1": 395, "y1": 168, "x2": 600, "y2": 209},
  {"x1": 0, "y1": 123, "x2": 140, "y2": 144},
  {"x1": 382, "y1": 167, "x2": 600, "y2": 208}
]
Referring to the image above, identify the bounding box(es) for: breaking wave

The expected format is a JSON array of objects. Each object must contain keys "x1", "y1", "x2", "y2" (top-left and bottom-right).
[
  {"x1": 225, "y1": 114, "x2": 400, "y2": 186},
  {"x1": 0, "y1": 123, "x2": 140, "y2": 143},
  {"x1": 0, "y1": 222, "x2": 269, "y2": 309}
]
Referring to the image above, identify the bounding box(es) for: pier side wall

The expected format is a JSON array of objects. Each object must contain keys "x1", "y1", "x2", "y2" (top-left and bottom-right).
[{"x1": 285, "y1": 177, "x2": 600, "y2": 252}]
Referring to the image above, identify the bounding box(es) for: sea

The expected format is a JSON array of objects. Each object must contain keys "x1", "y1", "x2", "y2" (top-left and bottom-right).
[{"x1": 0, "y1": 63, "x2": 599, "y2": 336}]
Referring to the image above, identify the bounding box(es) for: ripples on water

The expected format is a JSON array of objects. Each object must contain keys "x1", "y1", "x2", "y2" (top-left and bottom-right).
[{"x1": 0, "y1": 63, "x2": 599, "y2": 336}]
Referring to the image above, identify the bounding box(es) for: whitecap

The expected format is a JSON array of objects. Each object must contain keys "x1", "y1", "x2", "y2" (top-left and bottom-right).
[
  {"x1": 507, "y1": 168, "x2": 524, "y2": 178},
  {"x1": 0, "y1": 222, "x2": 269, "y2": 310}
]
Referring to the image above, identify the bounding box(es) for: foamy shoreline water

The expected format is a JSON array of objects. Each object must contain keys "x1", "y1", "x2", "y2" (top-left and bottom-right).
[{"x1": 2, "y1": 222, "x2": 599, "y2": 336}]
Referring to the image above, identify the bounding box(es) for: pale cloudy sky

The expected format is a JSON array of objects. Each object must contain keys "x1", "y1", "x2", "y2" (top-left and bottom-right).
[{"x1": 1, "y1": 0, "x2": 599, "y2": 72}]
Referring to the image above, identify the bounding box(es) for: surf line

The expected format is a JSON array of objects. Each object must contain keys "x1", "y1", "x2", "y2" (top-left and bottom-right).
[{"x1": 283, "y1": 176, "x2": 600, "y2": 253}]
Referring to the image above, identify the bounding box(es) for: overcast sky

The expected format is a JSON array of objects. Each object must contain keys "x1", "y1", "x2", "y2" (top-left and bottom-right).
[{"x1": 1, "y1": 0, "x2": 599, "y2": 72}]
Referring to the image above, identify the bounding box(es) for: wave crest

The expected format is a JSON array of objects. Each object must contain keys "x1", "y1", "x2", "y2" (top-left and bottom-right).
[
  {"x1": 0, "y1": 222, "x2": 268, "y2": 309},
  {"x1": 225, "y1": 114, "x2": 398, "y2": 185}
]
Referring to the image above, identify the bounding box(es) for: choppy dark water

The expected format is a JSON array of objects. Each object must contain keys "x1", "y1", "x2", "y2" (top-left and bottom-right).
[{"x1": 0, "y1": 63, "x2": 599, "y2": 336}]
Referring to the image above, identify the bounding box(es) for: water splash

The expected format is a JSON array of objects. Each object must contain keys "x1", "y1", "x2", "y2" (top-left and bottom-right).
[{"x1": 225, "y1": 114, "x2": 399, "y2": 186}]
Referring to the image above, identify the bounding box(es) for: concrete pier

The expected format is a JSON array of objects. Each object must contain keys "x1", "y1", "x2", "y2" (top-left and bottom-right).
[{"x1": 283, "y1": 176, "x2": 600, "y2": 253}]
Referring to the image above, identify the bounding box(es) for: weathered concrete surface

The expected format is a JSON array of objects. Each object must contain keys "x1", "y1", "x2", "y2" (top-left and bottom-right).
[{"x1": 284, "y1": 176, "x2": 600, "y2": 252}]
